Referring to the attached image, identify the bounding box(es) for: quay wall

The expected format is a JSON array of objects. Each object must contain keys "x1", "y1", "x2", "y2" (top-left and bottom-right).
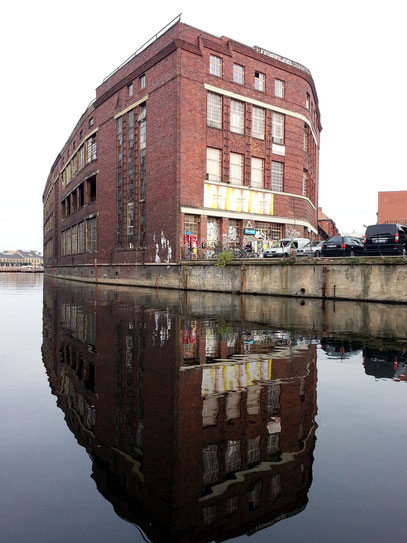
[{"x1": 45, "y1": 257, "x2": 407, "y2": 304}]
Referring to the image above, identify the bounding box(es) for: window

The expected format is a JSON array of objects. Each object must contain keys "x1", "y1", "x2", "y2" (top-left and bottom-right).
[
  {"x1": 207, "y1": 92, "x2": 222, "y2": 129},
  {"x1": 209, "y1": 55, "x2": 222, "y2": 77},
  {"x1": 270, "y1": 223, "x2": 282, "y2": 240},
  {"x1": 255, "y1": 71, "x2": 265, "y2": 91},
  {"x1": 78, "y1": 145, "x2": 85, "y2": 170},
  {"x1": 303, "y1": 124, "x2": 308, "y2": 152},
  {"x1": 247, "y1": 437, "x2": 261, "y2": 465},
  {"x1": 272, "y1": 112, "x2": 284, "y2": 144},
  {"x1": 139, "y1": 74, "x2": 145, "y2": 90},
  {"x1": 89, "y1": 117, "x2": 94, "y2": 127},
  {"x1": 251, "y1": 157, "x2": 264, "y2": 188},
  {"x1": 271, "y1": 161, "x2": 284, "y2": 191},
  {"x1": 275, "y1": 79, "x2": 284, "y2": 98},
  {"x1": 230, "y1": 100, "x2": 244, "y2": 134},
  {"x1": 127, "y1": 202, "x2": 134, "y2": 239},
  {"x1": 233, "y1": 64, "x2": 244, "y2": 84},
  {"x1": 87, "y1": 218, "x2": 97, "y2": 252},
  {"x1": 86, "y1": 134, "x2": 97, "y2": 162},
  {"x1": 306, "y1": 92, "x2": 310, "y2": 110},
  {"x1": 207, "y1": 148, "x2": 221, "y2": 181},
  {"x1": 230, "y1": 153, "x2": 243, "y2": 185},
  {"x1": 303, "y1": 170, "x2": 308, "y2": 196},
  {"x1": 128, "y1": 82, "x2": 133, "y2": 97},
  {"x1": 252, "y1": 106, "x2": 265, "y2": 139}
]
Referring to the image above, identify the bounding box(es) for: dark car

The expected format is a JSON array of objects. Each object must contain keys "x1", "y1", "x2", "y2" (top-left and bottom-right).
[
  {"x1": 364, "y1": 223, "x2": 407, "y2": 256},
  {"x1": 321, "y1": 236, "x2": 365, "y2": 257}
]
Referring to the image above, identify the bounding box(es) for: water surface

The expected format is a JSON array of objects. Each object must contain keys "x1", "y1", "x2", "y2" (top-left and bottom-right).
[{"x1": 1, "y1": 273, "x2": 406, "y2": 542}]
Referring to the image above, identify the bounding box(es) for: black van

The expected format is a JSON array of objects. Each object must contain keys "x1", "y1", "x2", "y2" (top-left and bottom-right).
[{"x1": 364, "y1": 223, "x2": 407, "y2": 255}]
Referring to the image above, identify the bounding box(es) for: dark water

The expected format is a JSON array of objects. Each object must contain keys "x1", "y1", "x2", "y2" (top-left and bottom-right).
[{"x1": 1, "y1": 273, "x2": 406, "y2": 543}]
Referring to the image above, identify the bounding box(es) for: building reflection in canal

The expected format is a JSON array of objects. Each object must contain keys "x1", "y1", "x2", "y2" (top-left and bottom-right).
[{"x1": 42, "y1": 279, "x2": 317, "y2": 542}]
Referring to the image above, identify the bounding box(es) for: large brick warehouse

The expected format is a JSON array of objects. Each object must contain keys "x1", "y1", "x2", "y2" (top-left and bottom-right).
[{"x1": 43, "y1": 20, "x2": 321, "y2": 272}]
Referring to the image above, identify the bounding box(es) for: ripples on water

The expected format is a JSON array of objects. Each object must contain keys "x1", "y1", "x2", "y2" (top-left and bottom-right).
[{"x1": 1, "y1": 274, "x2": 406, "y2": 543}]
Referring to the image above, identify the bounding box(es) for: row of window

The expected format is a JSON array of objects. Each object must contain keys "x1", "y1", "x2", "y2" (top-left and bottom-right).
[
  {"x1": 207, "y1": 92, "x2": 285, "y2": 143},
  {"x1": 127, "y1": 74, "x2": 145, "y2": 97},
  {"x1": 61, "y1": 177, "x2": 96, "y2": 219},
  {"x1": 61, "y1": 218, "x2": 97, "y2": 256},
  {"x1": 207, "y1": 148, "x2": 285, "y2": 192},
  {"x1": 44, "y1": 238, "x2": 53, "y2": 260},
  {"x1": 202, "y1": 475, "x2": 282, "y2": 526},
  {"x1": 61, "y1": 134, "x2": 97, "y2": 189},
  {"x1": 44, "y1": 187, "x2": 54, "y2": 219},
  {"x1": 203, "y1": 434, "x2": 280, "y2": 485},
  {"x1": 210, "y1": 55, "x2": 285, "y2": 98},
  {"x1": 44, "y1": 214, "x2": 53, "y2": 235}
]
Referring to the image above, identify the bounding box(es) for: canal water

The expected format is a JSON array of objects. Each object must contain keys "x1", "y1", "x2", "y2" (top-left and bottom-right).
[{"x1": 1, "y1": 273, "x2": 406, "y2": 543}]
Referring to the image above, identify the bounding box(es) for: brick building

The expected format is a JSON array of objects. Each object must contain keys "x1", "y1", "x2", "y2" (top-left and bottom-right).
[
  {"x1": 317, "y1": 207, "x2": 339, "y2": 239},
  {"x1": 42, "y1": 279, "x2": 317, "y2": 541},
  {"x1": 43, "y1": 20, "x2": 321, "y2": 272},
  {"x1": 377, "y1": 191, "x2": 407, "y2": 225}
]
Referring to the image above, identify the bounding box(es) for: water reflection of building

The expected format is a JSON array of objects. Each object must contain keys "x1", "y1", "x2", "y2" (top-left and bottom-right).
[
  {"x1": 363, "y1": 347, "x2": 407, "y2": 381},
  {"x1": 42, "y1": 279, "x2": 317, "y2": 542}
]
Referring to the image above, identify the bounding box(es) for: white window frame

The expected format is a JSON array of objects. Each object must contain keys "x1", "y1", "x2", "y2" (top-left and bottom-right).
[
  {"x1": 230, "y1": 100, "x2": 244, "y2": 134},
  {"x1": 140, "y1": 74, "x2": 146, "y2": 90},
  {"x1": 233, "y1": 63, "x2": 244, "y2": 84},
  {"x1": 251, "y1": 157, "x2": 264, "y2": 188},
  {"x1": 230, "y1": 152, "x2": 243, "y2": 185},
  {"x1": 255, "y1": 71, "x2": 265, "y2": 91},
  {"x1": 275, "y1": 79, "x2": 284, "y2": 98},
  {"x1": 210, "y1": 55, "x2": 222, "y2": 77},
  {"x1": 207, "y1": 93, "x2": 222, "y2": 129},
  {"x1": 252, "y1": 106, "x2": 265, "y2": 139},
  {"x1": 128, "y1": 82, "x2": 133, "y2": 97},
  {"x1": 271, "y1": 161, "x2": 284, "y2": 192},
  {"x1": 303, "y1": 170, "x2": 308, "y2": 196},
  {"x1": 272, "y1": 112, "x2": 284, "y2": 144},
  {"x1": 207, "y1": 148, "x2": 221, "y2": 182}
]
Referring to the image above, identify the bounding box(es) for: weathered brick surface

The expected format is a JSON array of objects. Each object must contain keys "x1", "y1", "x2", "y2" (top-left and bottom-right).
[{"x1": 43, "y1": 21, "x2": 321, "y2": 270}]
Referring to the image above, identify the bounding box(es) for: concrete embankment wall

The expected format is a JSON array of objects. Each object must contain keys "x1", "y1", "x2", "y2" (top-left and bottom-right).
[{"x1": 46, "y1": 257, "x2": 407, "y2": 303}]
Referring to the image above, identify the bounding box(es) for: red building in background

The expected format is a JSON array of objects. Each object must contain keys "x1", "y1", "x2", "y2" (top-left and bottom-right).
[
  {"x1": 43, "y1": 19, "x2": 322, "y2": 276},
  {"x1": 318, "y1": 207, "x2": 339, "y2": 239},
  {"x1": 378, "y1": 191, "x2": 407, "y2": 225}
]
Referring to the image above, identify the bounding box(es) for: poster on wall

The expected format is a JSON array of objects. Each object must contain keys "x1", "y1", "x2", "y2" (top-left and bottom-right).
[{"x1": 204, "y1": 183, "x2": 274, "y2": 215}]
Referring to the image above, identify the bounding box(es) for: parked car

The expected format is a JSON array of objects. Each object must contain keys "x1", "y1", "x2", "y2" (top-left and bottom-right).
[
  {"x1": 263, "y1": 238, "x2": 311, "y2": 258},
  {"x1": 321, "y1": 236, "x2": 365, "y2": 257},
  {"x1": 303, "y1": 241, "x2": 324, "y2": 257},
  {"x1": 364, "y1": 223, "x2": 407, "y2": 256}
]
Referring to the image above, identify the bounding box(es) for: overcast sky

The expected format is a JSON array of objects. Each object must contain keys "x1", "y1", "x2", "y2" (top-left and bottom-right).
[{"x1": 1, "y1": 0, "x2": 405, "y2": 251}]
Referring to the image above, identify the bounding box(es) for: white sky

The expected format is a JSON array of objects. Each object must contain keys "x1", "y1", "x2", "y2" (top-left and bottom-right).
[{"x1": 1, "y1": 0, "x2": 405, "y2": 252}]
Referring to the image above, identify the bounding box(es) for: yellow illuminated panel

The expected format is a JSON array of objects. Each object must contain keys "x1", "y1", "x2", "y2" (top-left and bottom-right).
[{"x1": 204, "y1": 183, "x2": 274, "y2": 215}]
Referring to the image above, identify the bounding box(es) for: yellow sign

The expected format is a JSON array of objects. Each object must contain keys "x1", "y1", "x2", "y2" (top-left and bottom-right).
[{"x1": 204, "y1": 183, "x2": 274, "y2": 215}]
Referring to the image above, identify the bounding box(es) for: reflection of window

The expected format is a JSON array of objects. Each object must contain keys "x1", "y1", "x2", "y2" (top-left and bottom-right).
[
  {"x1": 267, "y1": 384, "x2": 281, "y2": 415},
  {"x1": 225, "y1": 440, "x2": 241, "y2": 473},
  {"x1": 207, "y1": 93, "x2": 222, "y2": 129},
  {"x1": 203, "y1": 505, "x2": 216, "y2": 526},
  {"x1": 207, "y1": 148, "x2": 221, "y2": 181},
  {"x1": 230, "y1": 100, "x2": 244, "y2": 134},
  {"x1": 233, "y1": 64, "x2": 244, "y2": 84},
  {"x1": 267, "y1": 433, "x2": 280, "y2": 459},
  {"x1": 226, "y1": 496, "x2": 238, "y2": 515},
  {"x1": 202, "y1": 444, "x2": 219, "y2": 484},
  {"x1": 247, "y1": 436, "x2": 261, "y2": 465},
  {"x1": 230, "y1": 152, "x2": 243, "y2": 185},
  {"x1": 271, "y1": 474, "x2": 282, "y2": 502},
  {"x1": 248, "y1": 481, "x2": 262, "y2": 510},
  {"x1": 252, "y1": 106, "x2": 265, "y2": 139},
  {"x1": 202, "y1": 396, "x2": 219, "y2": 427},
  {"x1": 247, "y1": 386, "x2": 261, "y2": 414},
  {"x1": 226, "y1": 392, "x2": 240, "y2": 420}
]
